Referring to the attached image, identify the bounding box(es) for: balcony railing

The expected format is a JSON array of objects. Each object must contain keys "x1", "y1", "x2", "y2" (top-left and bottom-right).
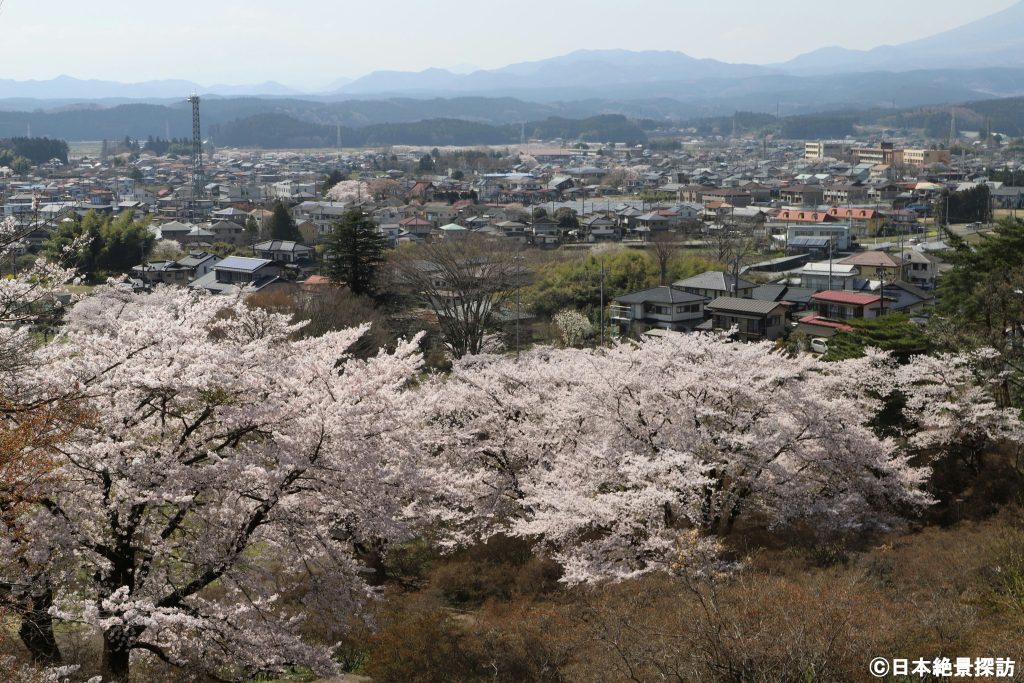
[{"x1": 610, "y1": 305, "x2": 634, "y2": 322}]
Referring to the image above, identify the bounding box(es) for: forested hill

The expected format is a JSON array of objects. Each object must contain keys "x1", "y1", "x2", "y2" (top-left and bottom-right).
[
  {"x1": 872, "y1": 96, "x2": 1024, "y2": 138},
  {"x1": 209, "y1": 114, "x2": 649, "y2": 148},
  {"x1": 0, "y1": 137, "x2": 68, "y2": 164}
]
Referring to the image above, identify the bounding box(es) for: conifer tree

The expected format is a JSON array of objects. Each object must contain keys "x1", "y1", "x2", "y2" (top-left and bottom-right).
[{"x1": 323, "y1": 208, "x2": 388, "y2": 296}]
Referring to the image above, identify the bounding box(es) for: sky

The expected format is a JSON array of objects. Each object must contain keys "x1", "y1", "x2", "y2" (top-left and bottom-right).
[{"x1": 0, "y1": 0, "x2": 1017, "y2": 90}]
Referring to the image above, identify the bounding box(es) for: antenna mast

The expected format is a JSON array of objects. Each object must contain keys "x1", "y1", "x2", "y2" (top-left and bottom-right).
[{"x1": 188, "y1": 95, "x2": 205, "y2": 217}]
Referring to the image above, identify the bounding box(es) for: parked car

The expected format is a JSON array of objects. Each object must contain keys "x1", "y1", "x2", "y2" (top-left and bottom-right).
[{"x1": 810, "y1": 338, "x2": 829, "y2": 354}]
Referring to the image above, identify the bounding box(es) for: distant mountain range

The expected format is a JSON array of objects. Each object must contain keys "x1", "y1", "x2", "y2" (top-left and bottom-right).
[
  {"x1": 1, "y1": 2, "x2": 1022, "y2": 103},
  {"x1": 330, "y1": 50, "x2": 772, "y2": 97},
  {"x1": 778, "y1": 1, "x2": 1024, "y2": 74},
  {"x1": 0, "y1": 3, "x2": 1021, "y2": 145}
]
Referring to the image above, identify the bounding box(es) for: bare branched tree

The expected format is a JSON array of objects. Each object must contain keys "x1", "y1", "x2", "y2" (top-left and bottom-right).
[
  {"x1": 648, "y1": 231, "x2": 679, "y2": 286},
  {"x1": 389, "y1": 235, "x2": 525, "y2": 358},
  {"x1": 707, "y1": 226, "x2": 762, "y2": 293}
]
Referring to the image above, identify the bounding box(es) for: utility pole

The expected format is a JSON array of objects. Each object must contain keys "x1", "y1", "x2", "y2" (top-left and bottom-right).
[
  {"x1": 828, "y1": 233, "x2": 834, "y2": 292},
  {"x1": 877, "y1": 267, "x2": 886, "y2": 317}
]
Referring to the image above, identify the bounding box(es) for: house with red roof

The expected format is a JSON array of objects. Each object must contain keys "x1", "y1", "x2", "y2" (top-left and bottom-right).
[
  {"x1": 797, "y1": 290, "x2": 883, "y2": 338},
  {"x1": 409, "y1": 181, "x2": 436, "y2": 202}
]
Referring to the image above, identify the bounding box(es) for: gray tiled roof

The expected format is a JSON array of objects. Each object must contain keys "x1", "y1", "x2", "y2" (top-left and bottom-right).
[
  {"x1": 674, "y1": 271, "x2": 756, "y2": 291},
  {"x1": 614, "y1": 286, "x2": 706, "y2": 305},
  {"x1": 216, "y1": 256, "x2": 273, "y2": 272},
  {"x1": 706, "y1": 297, "x2": 787, "y2": 315}
]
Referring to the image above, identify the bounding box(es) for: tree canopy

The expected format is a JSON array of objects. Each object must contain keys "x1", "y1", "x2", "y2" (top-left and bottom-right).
[
  {"x1": 323, "y1": 208, "x2": 389, "y2": 296},
  {"x1": 266, "y1": 201, "x2": 303, "y2": 242},
  {"x1": 44, "y1": 210, "x2": 153, "y2": 280},
  {"x1": 933, "y1": 217, "x2": 1024, "y2": 405},
  {"x1": 823, "y1": 314, "x2": 933, "y2": 363}
]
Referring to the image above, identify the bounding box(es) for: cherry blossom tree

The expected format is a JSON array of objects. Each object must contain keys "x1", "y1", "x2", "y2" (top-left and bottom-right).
[
  {"x1": 896, "y1": 349, "x2": 1024, "y2": 458},
  {"x1": 326, "y1": 179, "x2": 368, "y2": 204},
  {"x1": 552, "y1": 309, "x2": 593, "y2": 348},
  {"x1": 422, "y1": 335, "x2": 934, "y2": 583},
  {"x1": 0, "y1": 216, "x2": 82, "y2": 665},
  {"x1": 14, "y1": 286, "x2": 429, "y2": 681}
]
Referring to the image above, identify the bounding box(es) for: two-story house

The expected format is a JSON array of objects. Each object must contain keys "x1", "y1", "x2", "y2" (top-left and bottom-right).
[
  {"x1": 838, "y1": 251, "x2": 908, "y2": 283},
  {"x1": 252, "y1": 240, "x2": 314, "y2": 264},
  {"x1": 611, "y1": 287, "x2": 707, "y2": 335},
  {"x1": 703, "y1": 297, "x2": 789, "y2": 341},
  {"x1": 673, "y1": 271, "x2": 756, "y2": 299}
]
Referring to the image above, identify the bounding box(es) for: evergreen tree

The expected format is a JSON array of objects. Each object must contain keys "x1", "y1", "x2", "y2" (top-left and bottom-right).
[
  {"x1": 822, "y1": 314, "x2": 932, "y2": 363},
  {"x1": 323, "y1": 169, "x2": 345, "y2": 196},
  {"x1": 267, "y1": 202, "x2": 302, "y2": 242},
  {"x1": 932, "y1": 217, "x2": 1024, "y2": 405},
  {"x1": 323, "y1": 209, "x2": 388, "y2": 296},
  {"x1": 417, "y1": 155, "x2": 435, "y2": 173}
]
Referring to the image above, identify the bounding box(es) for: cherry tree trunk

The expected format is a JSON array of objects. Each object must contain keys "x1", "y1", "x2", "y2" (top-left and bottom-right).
[
  {"x1": 102, "y1": 632, "x2": 131, "y2": 682},
  {"x1": 17, "y1": 585, "x2": 61, "y2": 665}
]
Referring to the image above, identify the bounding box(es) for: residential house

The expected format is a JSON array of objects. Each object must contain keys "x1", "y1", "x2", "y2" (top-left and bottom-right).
[
  {"x1": 808, "y1": 290, "x2": 883, "y2": 321},
  {"x1": 881, "y1": 281, "x2": 936, "y2": 314},
  {"x1": 409, "y1": 181, "x2": 436, "y2": 202},
  {"x1": 751, "y1": 284, "x2": 817, "y2": 315},
  {"x1": 292, "y1": 201, "x2": 351, "y2": 239},
  {"x1": 610, "y1": 287, "x2": 707, "y2": 335},
  {"x1": 703, "y1": 297, "x2": 788, "y2": 341},
  {"x1": 838, "y1": 251, "x2": 908, "y2": 283},
  {"x1": 252, "y1": 240, "x2": 314, "y2": 263},
  {"x1": 399, "y1": 216, "x2": 434, "y2": 240},
  {"x1": 207, "y1": 220, "x2": 247, "y2": 245},
  {"x1": 181, "y1": 226, "x2": 215, "y2": 246},
  {"x1": 157, "y1": 220, "x2": 193, "y2": 243},
  {"x1": 494, "y1": 220, "x2": 529, "y2": 241},
  {"x1": 773, "y1": 208, "x2": 840, "y2": 226},
  {"x1": 674, "y1": 271, "x2": 756, "y2": 299},
  {"x1": 131, "y1": 251, "x2": 220, "y2": 286},
  {"x1": 189, "y1": 256, "x2": 283, "y2": 295},
  {"x1": 901, "y1": 249, "x2": 940, "y2": 289},
  {"x1": 583, "y1": 215, "x2": 618, "y2": 241},
  {"x1": 799, "y1": 261, "x2": 860, "y2": 292},
  {"x1": 176, "y1": 251, "x2": 221, "y2": 279},
  {"x1": 797, "y1": 290, "x2": 883, "y2": 338},
  {"x1": 437, "y1": 223, "x2": 470, "y2": 240},
  {"x1": 634, "y1": 212, "x2": 670, "y2": 240}
]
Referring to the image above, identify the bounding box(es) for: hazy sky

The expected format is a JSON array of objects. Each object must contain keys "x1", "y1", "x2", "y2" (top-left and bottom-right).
[{"x1": 0, "y1": 0, "x2": 1017, "y2": 89}]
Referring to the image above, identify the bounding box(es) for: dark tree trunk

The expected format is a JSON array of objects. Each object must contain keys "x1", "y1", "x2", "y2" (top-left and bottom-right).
[
  {"x1": 18, "y1": 584, "x2": 62, "y2": 665},
  {"x1": 102, "y1": 631, "x2": 131, "y2": 682}
]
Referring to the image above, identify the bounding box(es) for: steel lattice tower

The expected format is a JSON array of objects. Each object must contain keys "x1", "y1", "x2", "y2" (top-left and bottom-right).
[{"x1": 188, "y1": 95, "x2": 204, "y2": 197}]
